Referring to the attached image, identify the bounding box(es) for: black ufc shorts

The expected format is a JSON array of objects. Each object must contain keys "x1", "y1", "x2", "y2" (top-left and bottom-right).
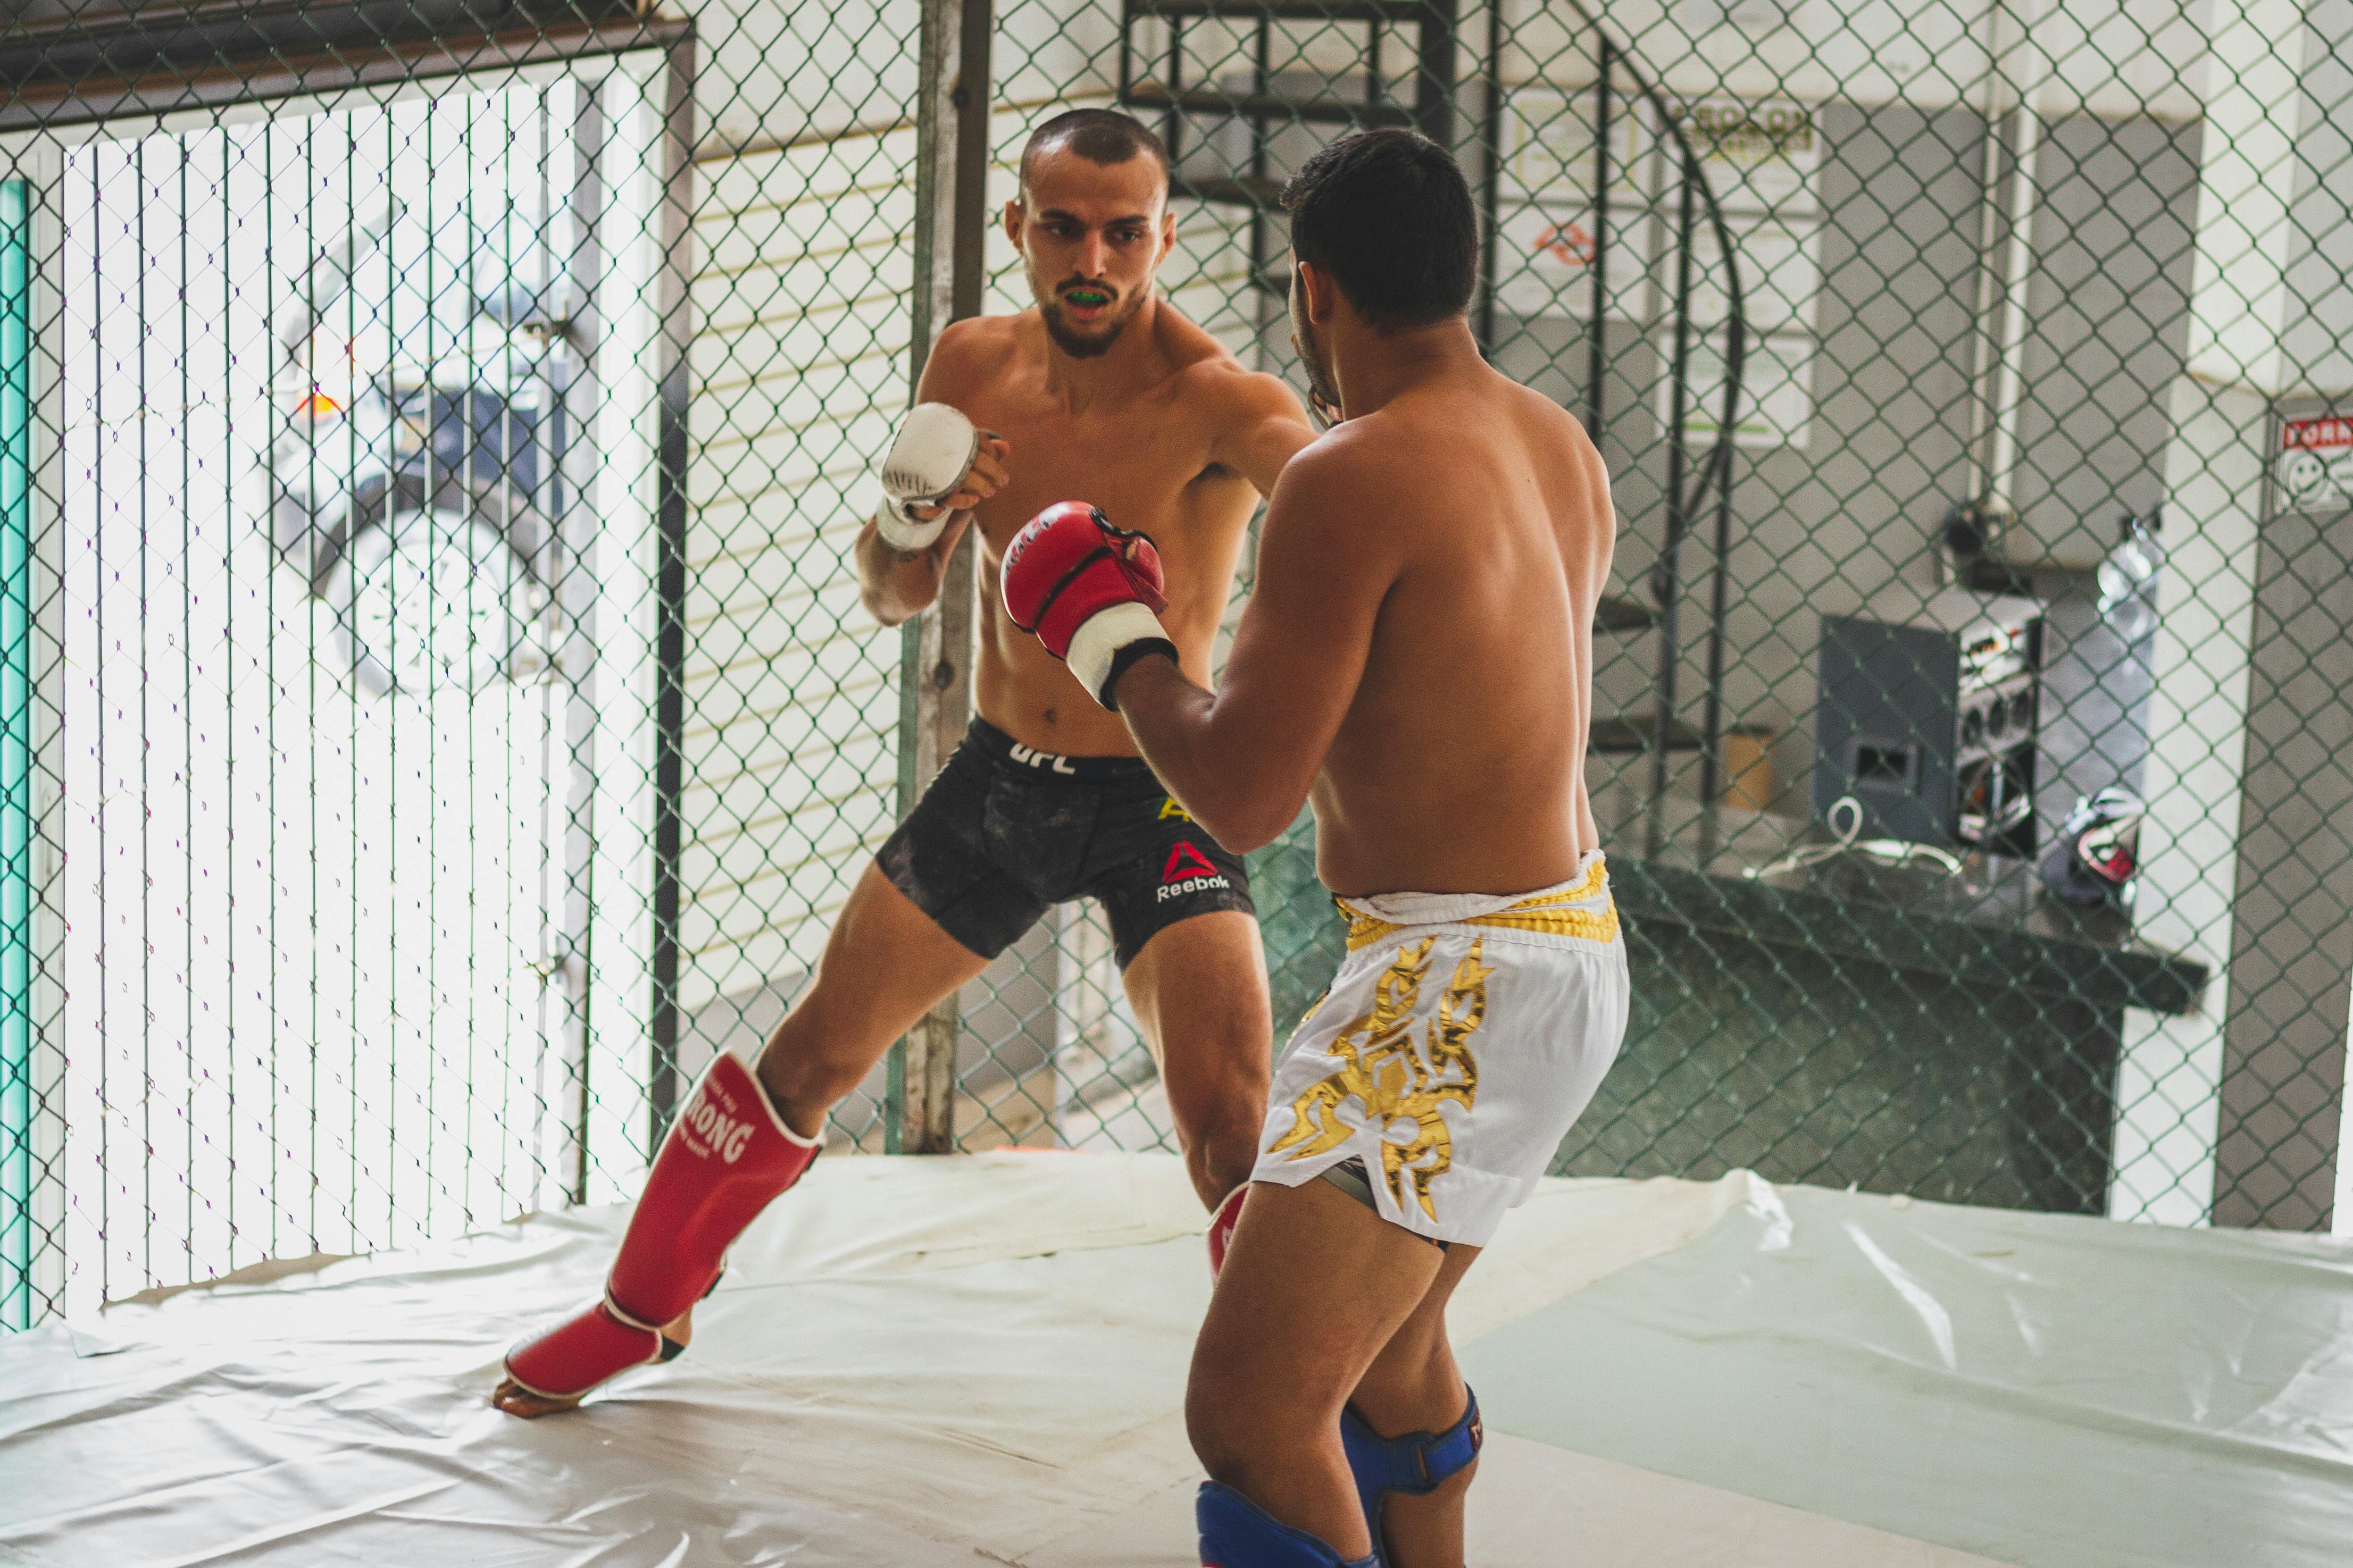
[{"x1": 877, "y1": 718, "x2": 1255, "y2": 969}]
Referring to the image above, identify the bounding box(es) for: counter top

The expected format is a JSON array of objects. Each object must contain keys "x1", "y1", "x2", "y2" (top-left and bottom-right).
[{"x1": 1596, "y1": 786, "x2": 2207, "y2": 1016}]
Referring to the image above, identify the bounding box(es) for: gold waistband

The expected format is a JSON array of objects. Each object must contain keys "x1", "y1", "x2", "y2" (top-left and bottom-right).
[{"x1": 1339, "y1": 858, "x2": 1617, "y2": 952}]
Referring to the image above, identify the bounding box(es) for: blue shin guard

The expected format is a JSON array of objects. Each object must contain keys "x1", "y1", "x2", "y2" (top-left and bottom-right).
[
  {"x1": 1196, "y1": 1482, "x2": 1378, "y2": 1568},
  {"x1": 1340, "y1": 1387, "x2": 1482, "y2": 1558}
]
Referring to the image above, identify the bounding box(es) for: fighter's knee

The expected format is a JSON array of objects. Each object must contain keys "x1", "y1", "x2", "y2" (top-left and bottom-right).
[
  {"x1": 1186, "y1": 1371, "x2": 1290, "y2": 1484},
  {"x1": 1178, "y1": 1082, "x2": 1264, "y2": 1146},
  {"x1": 749, "y1": 1066, "x2": 833, "y2": 1143},
  {"x1": 1176, "y1": 1096, "x2": 1263, "y2": 1204},
  {"x1": 1166, "y1": 1047, "x2": 1267, "y2": 1135},
  {"x1": 1187, "y1": 1341, "x2": 1343, "y2": 1475},
  {"x1": 1372, "y1": 1309, "x2": 1449, "y2": 1372}
]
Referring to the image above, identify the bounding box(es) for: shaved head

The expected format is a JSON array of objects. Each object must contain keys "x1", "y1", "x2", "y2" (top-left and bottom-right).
[{"x1": 1019, "y1": 108, "x2": 1172, "y2": 201}]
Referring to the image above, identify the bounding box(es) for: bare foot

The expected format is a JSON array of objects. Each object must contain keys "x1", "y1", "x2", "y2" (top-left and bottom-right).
[{"x1": 490, "y1": 1306, "x2": 695, "y2": 1418}]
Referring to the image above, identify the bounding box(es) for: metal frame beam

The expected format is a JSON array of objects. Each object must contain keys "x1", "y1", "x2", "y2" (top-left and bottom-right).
[
  {"x1": 888, "y1": 0, "x2": 994, "y2": 1155},
  {"x1": 0, "y1": 11, "x2": 670, "y2": 132}
]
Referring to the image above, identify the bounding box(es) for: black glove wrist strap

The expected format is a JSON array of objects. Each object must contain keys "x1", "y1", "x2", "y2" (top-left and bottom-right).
[{"x1": 1100, "y1": 638, "x2": 1179, "y2": 712}]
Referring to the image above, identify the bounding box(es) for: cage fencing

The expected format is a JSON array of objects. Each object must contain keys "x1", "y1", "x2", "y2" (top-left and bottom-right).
[{"x1": 2, "y1": 0, "x2": 2350, "y2": 1329}]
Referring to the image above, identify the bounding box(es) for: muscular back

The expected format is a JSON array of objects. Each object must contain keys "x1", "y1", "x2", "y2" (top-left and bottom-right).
[
  {"x1": 917, "y1": 306, "x2": 1276, "y2": 757},
  {"x1": 1300, "y1": 373, "x2": 1611, "y2": 896}
]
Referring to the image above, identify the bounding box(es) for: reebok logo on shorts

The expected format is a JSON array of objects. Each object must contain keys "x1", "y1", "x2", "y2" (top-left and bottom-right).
[{"x1": 1157, "y1": 840, "x2": 1231, "y2": 902}]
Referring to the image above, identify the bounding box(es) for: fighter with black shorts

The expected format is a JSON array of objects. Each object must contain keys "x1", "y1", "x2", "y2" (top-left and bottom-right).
[{"x1": 491, "y1": 107, "x2": 1315, "y2": 1416}]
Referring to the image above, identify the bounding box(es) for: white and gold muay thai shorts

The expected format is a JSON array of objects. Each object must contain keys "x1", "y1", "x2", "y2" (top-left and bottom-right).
[{"x1": 1248, "y1": 851, "x2": 1630, "y2": 1250}]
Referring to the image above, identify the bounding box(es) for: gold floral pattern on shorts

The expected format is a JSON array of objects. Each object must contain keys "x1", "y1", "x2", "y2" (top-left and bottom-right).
[{"x1": 1269, "y1": 935, "x2": 1491, "y2": 1221}]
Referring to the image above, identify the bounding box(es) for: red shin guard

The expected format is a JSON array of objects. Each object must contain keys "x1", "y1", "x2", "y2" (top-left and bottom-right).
[{"x1": 504, "y1": 1052, "x2": 819, "y2": 1402}]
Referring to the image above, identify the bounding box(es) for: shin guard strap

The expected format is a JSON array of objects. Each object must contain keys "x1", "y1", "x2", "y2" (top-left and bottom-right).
[{"x1": 1341, "y1": 1386, "x2": 1482, "y2": 1504}]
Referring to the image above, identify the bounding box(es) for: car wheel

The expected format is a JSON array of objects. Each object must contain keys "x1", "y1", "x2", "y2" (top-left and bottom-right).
[{"x1": 332, "y1": 482, "x2": 548, "y2": 697}]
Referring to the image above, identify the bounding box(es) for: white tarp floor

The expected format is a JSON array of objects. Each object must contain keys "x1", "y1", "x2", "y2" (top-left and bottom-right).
[{"x1": 0, "y1": 1148, "x2": 2341, "y2": 1567}]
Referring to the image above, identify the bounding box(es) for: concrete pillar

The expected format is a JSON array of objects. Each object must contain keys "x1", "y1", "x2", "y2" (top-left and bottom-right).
[{"x1": 2113, "y1": 0, "x2": 2319, "y2": 1225}]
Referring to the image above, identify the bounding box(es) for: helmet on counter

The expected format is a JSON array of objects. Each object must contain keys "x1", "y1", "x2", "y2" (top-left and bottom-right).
[{"x1": 2040, "y1": 787, "x2": 2143, "y2": 910}]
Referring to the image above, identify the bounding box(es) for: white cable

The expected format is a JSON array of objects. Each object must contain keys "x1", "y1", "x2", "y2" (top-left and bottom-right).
[{"x1": 1745, "y1": 794, "x2": 1964, "y2": 881}]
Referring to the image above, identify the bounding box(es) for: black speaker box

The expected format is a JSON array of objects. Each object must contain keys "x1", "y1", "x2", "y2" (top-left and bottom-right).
[{"x1": 1814, "y1": 591, "x2": 2044, "y2": 857}]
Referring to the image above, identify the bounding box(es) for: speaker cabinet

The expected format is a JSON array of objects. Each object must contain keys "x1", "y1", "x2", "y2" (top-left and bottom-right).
[{"x1": 1814, "y1": 591, "x2": 2044, "y2": 857}]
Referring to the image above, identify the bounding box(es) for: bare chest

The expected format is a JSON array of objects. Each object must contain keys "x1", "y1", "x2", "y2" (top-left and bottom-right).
[{"x1": 961, "y1": 399, "x2": 1237, "y2": 558}]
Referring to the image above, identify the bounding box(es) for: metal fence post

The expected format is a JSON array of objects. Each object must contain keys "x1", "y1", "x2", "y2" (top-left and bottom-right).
[
  {"x1": 0, "y1": 178, "x2": 29, "y2": 1329},
  {"x1": 550, "y1": 78, "x2": 607, "y2": 1207},
  {"x1": 648, "y1": 30, "x2": 699, "y2": 1159},
  {"x1": 888, "y1": 0, "x2": 993, "y2": 1155}
]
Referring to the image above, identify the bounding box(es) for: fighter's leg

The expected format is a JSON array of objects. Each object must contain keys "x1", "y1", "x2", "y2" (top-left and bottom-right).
[
  {"x1": 1120, "y1": 910, "x2": 1272, "y2": 1210},
  {"x1": 754, "y1": 861, "x2": 997, "y2": 1134},
  {"x1": 494, "y1": 864, "x2": 997, "y2": 1417},
  {"x1": 1186, "y1": 1176, "x2": 1453, "y2": 1559},
  {"x1": 1341, "y1": 1238, "x2": 1482, "y2": 1568}
]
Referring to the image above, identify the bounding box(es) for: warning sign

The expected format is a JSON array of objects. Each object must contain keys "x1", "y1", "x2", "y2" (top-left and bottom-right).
[
  {"x1": 1495, "y1": 203, "x2": 1652, "y2": 322},
  {"x1": 2279, "y1": 414, "x2": 2353, "y2": 514}
]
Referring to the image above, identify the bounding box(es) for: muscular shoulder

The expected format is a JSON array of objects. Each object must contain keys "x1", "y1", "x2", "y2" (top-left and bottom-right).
[
  {"x1": 1263, "y1": 407, "x2": 1498, "y2": 572},
  {"x1": 1175, "y1": 354, "x2": 1304, "y2": 431},
  {"x1": 1151, "y1": 307, "x2": 1294, "y2": 424},
  {"x1": 919, "y1": 313, "x2": 1030, "y2": 403},
  {"x1": 1247, "y1": 430, "x2": 1404, "y2": 620},
  {"x1": 1505, "y1": 376, "x2": 1598, "y2": 467},
  {"x1": 1155, "y1": 325, "x2": 1312, "y2": 484},
  {"x1": 1260, "y1": 428, "x2": 1394, "y2": 547},
  {"x1": 1278, "y1": 414, "x2": 1424, "y2": 511},
  {"x1": 1500, "y1": 378, "x2": 1609, "y2": 518}
]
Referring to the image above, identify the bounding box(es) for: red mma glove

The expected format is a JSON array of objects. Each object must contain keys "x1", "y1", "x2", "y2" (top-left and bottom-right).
[{"x1": 1000, "y1": 501, "x2": 1179, "y2": 709}]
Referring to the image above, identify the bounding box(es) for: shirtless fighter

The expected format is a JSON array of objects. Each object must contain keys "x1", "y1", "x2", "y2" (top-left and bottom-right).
[
  {"x1": 1000, "y1": 129, "x2": 1630, "y2": 1565},
  {"x1": 494, "y1": 109, "x2": 1315, "y2": 1416}
]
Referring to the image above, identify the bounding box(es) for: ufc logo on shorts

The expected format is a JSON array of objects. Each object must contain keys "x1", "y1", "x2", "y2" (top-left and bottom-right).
[
  {"x1": 1007, "y1": 743, "x2": 1077, "y2": 775},
  {"x1": 682, "y1": 1089, "x2": 759, "y2": 1163}
]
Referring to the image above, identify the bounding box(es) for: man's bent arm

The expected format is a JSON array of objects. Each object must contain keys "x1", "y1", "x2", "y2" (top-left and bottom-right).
[
  {"x1": 855, "y1": 317, "x2": 1004, "y2": 627},
  {"x1": 1112, "y1": 442, "x2": 1389, "y2": 852}
]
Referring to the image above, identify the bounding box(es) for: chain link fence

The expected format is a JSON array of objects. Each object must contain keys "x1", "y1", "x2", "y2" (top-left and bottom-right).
[{"x1": 1, "y1": 0, "x2": 2349, "y2": 1328}]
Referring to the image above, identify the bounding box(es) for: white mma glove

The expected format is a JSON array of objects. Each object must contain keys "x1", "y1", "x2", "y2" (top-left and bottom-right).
[{"x1": 873, "y1": 403, "x2": 983, "y2": 552}]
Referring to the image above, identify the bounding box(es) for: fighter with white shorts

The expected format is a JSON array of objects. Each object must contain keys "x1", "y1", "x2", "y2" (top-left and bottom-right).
[{"x1": 1002, "y1": 128, "x2": 1629, "y2": 1566}]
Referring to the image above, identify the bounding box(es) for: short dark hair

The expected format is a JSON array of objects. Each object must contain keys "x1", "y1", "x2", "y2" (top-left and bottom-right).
[
  {"x1": 1282, "y1": 130, "x2": 1476, "y2": 330},
  {"x1": 1020, "y1": 110, "x2": 1171, "y2": 199}
]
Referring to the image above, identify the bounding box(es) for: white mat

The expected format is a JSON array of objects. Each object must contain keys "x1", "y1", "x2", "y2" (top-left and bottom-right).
[
  {"x1": 1465, "y1": 1181, "x2": 2353, "y2": 1568},
  {"x1": 0, "y1": 1151, "x2": 1999, "y2": 1566}
]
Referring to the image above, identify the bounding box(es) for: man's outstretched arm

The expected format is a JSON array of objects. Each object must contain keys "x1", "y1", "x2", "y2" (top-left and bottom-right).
[
  {"x1": 1207, "y1": 368, "x2": 1319, "y2": 499},
  {"x1": 1110, "y1": 441, "x2": 1390, "y2": 853}
]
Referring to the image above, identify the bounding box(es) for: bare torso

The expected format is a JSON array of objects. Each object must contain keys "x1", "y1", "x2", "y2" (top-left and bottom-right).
[
  {"x1": 1309, "y1": 368, "x2": 1611, "y2": 896},
  {"x1": 923, "y1": 306, "x2": 1275, "y2": 757}
]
